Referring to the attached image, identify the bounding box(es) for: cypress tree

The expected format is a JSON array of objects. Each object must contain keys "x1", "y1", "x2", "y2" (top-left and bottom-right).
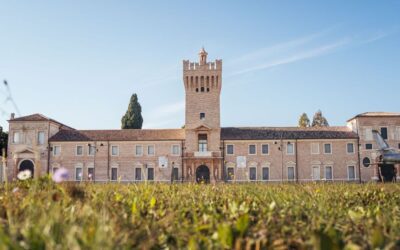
[
  {"x1": 298, "y1": 113, "x2": 310, "y2": 128},
  {"x1": 121, "y1": 94, "x2": 143, "y2": 129},
  {"x1": 311, "y1": 110, "x2": 329, "y2": 127},
  {"x1": 0, "y1": 126, "x2": 8, "y2": 156}
]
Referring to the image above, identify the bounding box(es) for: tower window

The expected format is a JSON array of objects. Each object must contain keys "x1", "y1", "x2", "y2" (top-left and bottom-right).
[
  {"x1": 201, "y1": 87, "x2": 204, "y2": 92},
  {"x1": 207, "y1": 88, "x2": 210, "y2": 92},
  {"x1": 380, "y1": 127, "x2": 388, "y2": 140},
  {"x1": 196, "y1": 88, "x2": 199, "y2": 92},
  {"x1": 200, "y1": 113, "x2": 205, "y2": 120},
  {"x1": 198, "y1": 134, "x2": 208, "y2": 152}
]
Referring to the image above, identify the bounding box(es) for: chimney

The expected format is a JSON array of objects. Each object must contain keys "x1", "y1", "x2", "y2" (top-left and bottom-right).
[{"x1": 10, "y1": 113, "x2": 15, "y2": 120}]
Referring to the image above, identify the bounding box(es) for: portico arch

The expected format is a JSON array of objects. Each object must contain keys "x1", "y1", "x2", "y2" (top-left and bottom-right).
[
  {"x1": 196, "y1": 165, "x2": 210, "y2": 183},
  {"x1": 18, "y1": 159, "x2": 35, "y2": 178}
]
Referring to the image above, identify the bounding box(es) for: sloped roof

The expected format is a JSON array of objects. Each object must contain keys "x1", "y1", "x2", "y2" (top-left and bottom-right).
[
  {"x1": 347, "y1": 112, "x2": 400, "y2": 122},
  {"x1": 221, "y1": 126, "x2": 358, "y2": 140},
  {"x1": 50, "y1": 129, "x2": 185, "y2": 142},
  {"x1": 9, "y1": 113, "x2": 74, "y2": 130}
]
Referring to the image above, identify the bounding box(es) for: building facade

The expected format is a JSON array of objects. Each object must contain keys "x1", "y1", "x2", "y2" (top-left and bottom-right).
[{"x1": 6, "y1": 49, "x2": 400, "y2": 183}]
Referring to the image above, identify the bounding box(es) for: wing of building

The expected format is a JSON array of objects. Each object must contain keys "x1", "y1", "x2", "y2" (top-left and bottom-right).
[{"x1": 5, "y1": 50, "x2": 400, "y2": 183}]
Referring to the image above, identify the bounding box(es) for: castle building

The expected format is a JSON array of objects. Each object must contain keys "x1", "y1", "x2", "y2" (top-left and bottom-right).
[{"x1": 5, "y1": 49, "x2": 400, "y2": 183}]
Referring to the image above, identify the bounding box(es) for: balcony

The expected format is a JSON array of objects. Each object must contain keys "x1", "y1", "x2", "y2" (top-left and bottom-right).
[{"x1": 194, "y1": 151, "x2": 212, "y2": 157}]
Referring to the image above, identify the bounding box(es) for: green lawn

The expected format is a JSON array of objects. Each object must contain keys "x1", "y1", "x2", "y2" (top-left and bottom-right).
[{"x1": 0, "y1": 179, "x2": 399, "y2": 249}]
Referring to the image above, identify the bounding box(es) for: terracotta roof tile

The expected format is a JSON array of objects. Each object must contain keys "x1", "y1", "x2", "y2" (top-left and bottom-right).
[
  {"x1": 221, "y1": 126, "x2": 358, "y2": 140},
  {"x1": 50, "y1": 129, "x2": 185, "y2": 142},
  {"x1": 347, "y1": 112, "x2": 400, "y2": 121},
  {"x1": 10, "y1": 113, "x2": 74, "y2": 130}
]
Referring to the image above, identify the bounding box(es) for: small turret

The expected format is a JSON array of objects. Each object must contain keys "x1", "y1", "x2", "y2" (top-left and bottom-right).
[{"x1": 199, "y1": 47, "x2": 208, "y2": 65}]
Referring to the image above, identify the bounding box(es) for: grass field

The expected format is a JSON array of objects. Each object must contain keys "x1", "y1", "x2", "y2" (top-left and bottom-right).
[{"x1": 0, "y1": 179, "x2": 399, "y2": 249}]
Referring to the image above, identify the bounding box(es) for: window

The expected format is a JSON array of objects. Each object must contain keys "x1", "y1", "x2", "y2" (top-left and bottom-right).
[
  {"x1": 325, "y1": 166, "x2": 333, "y2": 180},
  {"x1": 171, "y1": 145, "x2": 180, "y2": 155},
  {"x1": 52, "y1": 167, "x2": 59, "y2": 174},
  {"x1": 347, "y1": 166, "x2": 356, "y2": 180},
  {"x1": 135, "y1": 145, "x2": 143, "y2": 156},
  {"x1": 12, "y1": 132, "x2": 21, "y2": 144},
  {"x1": 396, "y1": 127, "x2": 400, "y2": 140},
  {"x1": 311, "y1": 143, "x2": 319, "y2": 154},
  {"x1": 362, "y1": 157, "x2": 371, "y2": 168},
  {"x1": 286, "y1": 143, "x2": 294, "y2": 155},
  {"x1": 249, "y1": 167, "x2": 257, "y2": 181},
  {"x1": 226, "y1": 145, "x2": 234, "y2": 155},
  {"x1": 347, "y1": 143, "x2": 354, "y2": 154},
  {"x1": 53, "y1": 146, "x2": 61, "y2": 156},
  {"x1": 365, "y1": 144, "x2": 373, "y2": 150},
  {"x1": 147, "y1": 168, "x2": 154, "y2": 181},
  {"x1": 312, "y1": 166, "x2": 320, "y2": 180},
  {"x1": 380, "y1": 127, "x2": 388, "y2": 140},
  {"x1": 172, "y1": 168, "x2": 179, "y2": 181},
  {"x1": 287, "y1": 166, "x2": 295, "y2": 180},
  {"x1": 75, "y1": 167, "x2": 83, "y2": 181},
  {"x1": 111, "y1": 146, "x2": 119, "y2": 156},
  {"x1": 248, "y1": 145, "x2": 256, "y2": 155},
  {"x1": 398, "y1": 143, "x2": 400, "y2": 149},
  {"x1": 88, "y1": 145, "x2": 96, "y2": 156},
  {"x1": 88, "y1": 167, "x2": 95, "y2": 181},
  {"x1": 135, "y1": 168, "x2": 142, "y2": 181},
  {"x1": 76, "y1": 145, "x2": 83, "y2": 156},
  {"x1": 261, "y1": 144, "x2": 269, "y2": 155},
  {"x1": 227, "y1": 167, "x2": 234, "y2": 181},
  {"x1": 262, "y1": 167, "x2": 269, "y2": 180},
  {"x1": 111, "y1": 167, "x2": 118, "y2": 181},
  {"x1": 365, "y1": 128, "x2": 373, "y2": 141},
  {"x1": 200, "y1": 112, "x2": 205, "y2": 120},
  {"x1": 37, "y1": 131, "x2": 45, "y2": 145},
  {"x1": 147, "y1": 145, "x2": 155, "y2": 156},
  {"x1": 198, "y1": 134, "x2": 207, "y2": 152},
  {"x1": 324, "y1": 143, "x2": 332, "y2": 154}
]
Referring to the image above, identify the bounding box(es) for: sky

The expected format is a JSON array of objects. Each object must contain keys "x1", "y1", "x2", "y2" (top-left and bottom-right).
[{"x1": 1, "y1": 1, "x2": 400, "y2": 131}]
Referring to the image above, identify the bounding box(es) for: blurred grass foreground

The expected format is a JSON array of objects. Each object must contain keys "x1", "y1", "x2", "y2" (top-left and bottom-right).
[{"x1": 0, "y1": 178, "x2": 399, "y2": 249}]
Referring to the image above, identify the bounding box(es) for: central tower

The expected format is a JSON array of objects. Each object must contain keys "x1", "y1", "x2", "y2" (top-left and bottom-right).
[{"x1": 182, "y1": 48, "x2": 223, "y2": 182}]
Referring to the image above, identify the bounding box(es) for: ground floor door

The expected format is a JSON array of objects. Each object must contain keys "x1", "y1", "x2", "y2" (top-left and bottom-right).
[
  {"x1": 19, "y1": 160, "x2": 34, "y2": 178},
  {"x1": 196, "y1": 165, "x2": 210, "y2": 183},
  {"x1": 312, "y1": 166, "x2": 320, "y2": 180},
  {"x1": 379, "y1": 164, "x2": 396, "y2": 182}
]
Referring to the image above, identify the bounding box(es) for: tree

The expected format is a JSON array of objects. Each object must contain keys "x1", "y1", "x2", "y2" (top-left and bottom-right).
[
  {"x1": 121, "y1": 94, "x2": 143, "y2": 129},
  {"x1": 311, "y1": 110, "x2": 329, "y2": 127},
  {"x1": 0, "y1": 126, "x2": 8, "y2": 157},
  {"x1": 298, "y1": 113, "x2": 310, "y2": 128}
]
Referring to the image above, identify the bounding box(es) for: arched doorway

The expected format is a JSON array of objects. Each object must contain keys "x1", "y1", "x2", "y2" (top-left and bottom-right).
[
  {"x1": 196, "y1": 165, "x2": 210, "y2": 183},
  {"x1": 18, "y1": 159, "x2": 34, "y2": 178},
  {"x1": 378, "y1": 163, "x2": 396, "y2": 182}
]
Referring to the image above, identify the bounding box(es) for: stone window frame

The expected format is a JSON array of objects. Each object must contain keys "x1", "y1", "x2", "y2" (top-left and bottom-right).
[
  {"x1": 226, "y1": 144, "x2": 234, "y2": 155},
  {"x1": 261, "y1": 144, "x2": 269, "y2": 155},
  {"x1": 323, "y1": 143, "x2": 332, "y2": 154},
  {"x1": 88, "y1": 145, "x2": 96, "y2": 156},
  {"x1": 287, "y1": 165, "x2": 295, "y2": 181},
  {"x1": 286, "y1": 143, "x2": 295, "y2": 155},
  {"x1": 147, "y1": 144, "x2": 155, "y2": 156},
  {"x1": 324, "y1": 165, "x2": 333, "y2": 180},
  {"x1": 311, "y1": 165, "x2": 320, "y2": 180},
  {"x1": 311, "y1": 143, "x2": 319, "y2": 155},
  {"x1": 365, "y1": 143, "x2": 373, "y2": 150},
  {"x1": 135, "y1": 145, "x2": 143, "y2": 157},
  {"x1": 87, "y1": 163, "x2": 95, "y2": 181},
  {"x1": 347, "y1": 165, "x2": 356, "y2": 180},
  {"x1": 53, "y1": 145, "x2": 61, "y2": 156},
  {"x1": 248, "y1": 165, "x2": 257, "y2": 181},
  {"x1": 248, "y1": 144, "x2": 257, "y2": 155},
  {"x1": 261, "y1": 165, "x2": 270, "y2": 181},
  {"x1": 171, "y1": 144, "x2": 180, "y2": 156},
  {"x1": 110, "y1": 164, "x2": 119, "y2": 181},
  {"x1": 380, "y1": 126, "x2": 388, "y2": 140},
  {"x1": 12, "y1": 131, "x2": 22, "y2": 144},
  {"x1": 75, "y1": 145, "x2": 84, "y2": 156},
  {"x1": 111, "y1": 145, "x2": 119, "y2": 156},
  {"x1": 37, "y1": 131, "x2": 46, "y2": 145},
  {"x1": 135, "y1": 167, "x2": 142, "y2": 181},
  {"x1": 346, "y1": 143, "x2": 355, "y2": 154},
  {"x1": 75, "y1": 163, "x2": 83, "y2": 181},
  {"x1": 146, "y1": 163, "x2": 155, "y2": 181}
]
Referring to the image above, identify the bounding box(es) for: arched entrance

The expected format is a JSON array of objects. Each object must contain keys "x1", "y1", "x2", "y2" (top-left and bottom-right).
[
  {"x1": 378, "y1": 163, "x2": 396, "y2": 182},
  {"x1": 18, "y1": 159, "x2": 34, "y2": 178},
  {"x1": 196, "y1": 165, "x2": 210, "y2": 183}
]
